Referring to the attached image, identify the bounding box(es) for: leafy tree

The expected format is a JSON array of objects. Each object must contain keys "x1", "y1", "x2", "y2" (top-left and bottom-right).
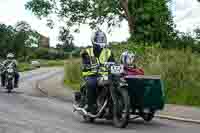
[
  {"x1": 132, "y1": 0, "x2": 175, "y2": 43},
  {"x1": 0, "y1": 23, "x2": 16, "y2": 57},
  {"x1": 58, "y1": 27, "x2": 75, "y2": 52},
  {"x1": 26, "y1": 0, "x2": 174, "y2": 43},
  {"x1": 0, "y1": 21, "x2": 41, "y2": 60},
  {"x1": 13, "y1": 21, "x2": 34, "y2": 59},
  {"x1": 194, "y1": 28, "x2": 200, "y2": 40}
]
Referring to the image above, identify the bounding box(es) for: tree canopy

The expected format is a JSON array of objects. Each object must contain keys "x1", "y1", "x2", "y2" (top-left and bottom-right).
[
  {"x1": 0, "y1": 21, "x2": 40, "y2": 59},
  {"x1": 26, "y1": 0, "x2": 175, "y2": 44}
]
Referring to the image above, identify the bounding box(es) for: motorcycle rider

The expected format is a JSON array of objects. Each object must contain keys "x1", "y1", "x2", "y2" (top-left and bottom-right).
[
  {"x1": 80, "y1": 28, "x2": 115, "y2": 114},
  {"x1": 0, "y1": 53, "x2": 19, "y2": 88}
]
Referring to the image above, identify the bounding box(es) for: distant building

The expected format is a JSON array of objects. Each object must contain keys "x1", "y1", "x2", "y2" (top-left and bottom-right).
[{"x1": 39, "y1": 35, "x2": 50, "y2": 48}]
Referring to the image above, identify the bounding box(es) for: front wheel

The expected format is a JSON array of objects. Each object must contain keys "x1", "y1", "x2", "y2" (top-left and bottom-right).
[
  {"x1": 113, "y1": 88, "x2": 130, "y2": 128},
  {"x1": 7, "y1": 79, "x2": 13, "y2": 93}
]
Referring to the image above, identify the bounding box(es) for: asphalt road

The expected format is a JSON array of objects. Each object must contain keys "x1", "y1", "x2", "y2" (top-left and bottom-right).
[{"x1": 0, "y1": 67, "x2": 200, "y2": 133}]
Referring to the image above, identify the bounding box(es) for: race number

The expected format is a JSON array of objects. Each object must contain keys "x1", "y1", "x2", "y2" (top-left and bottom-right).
[{"x1": 111, "y1": 65, "x2": 124, "y2": 75}]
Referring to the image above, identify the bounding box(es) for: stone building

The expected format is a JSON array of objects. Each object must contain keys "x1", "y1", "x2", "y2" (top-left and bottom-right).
[{"x1": 39, "y1": 35, "x2": 50, "y2": 48}]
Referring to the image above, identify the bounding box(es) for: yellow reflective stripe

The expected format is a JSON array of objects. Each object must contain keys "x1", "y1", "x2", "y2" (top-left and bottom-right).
[
  {"x1": 82, "y1": 72, "x2": 108, "y2": 76},
  {"x1": 82, "y1": 71, "x2": 95, "y2": 76},
  {"x1": 86, "y1": 48, "x2": 111, "y2": 65},
  {"x1": 83, "y1": 48, "x2": 111, "y2": 77},
  {"x1": 86, "y1": 48, "x2": 94, "y2": 57},
  {"x1": 96, "y1": 58, "x2": 100, "y2": 64},
  {"x1": 99, "y1": 48, "x2": 111, "y2": 64},
  {"x1": 99, "y1": 72, "x2": 108, "y2": 75}
]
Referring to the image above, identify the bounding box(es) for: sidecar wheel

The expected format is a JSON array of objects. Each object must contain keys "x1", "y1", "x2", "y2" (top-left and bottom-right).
[{"x1": 141, "y1": 110, "x2": 155, "y2": 122}]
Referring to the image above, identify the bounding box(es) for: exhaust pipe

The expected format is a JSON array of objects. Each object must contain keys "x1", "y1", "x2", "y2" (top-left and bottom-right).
[
  {"x1": 73, "y1": 99, "x2": 108, "y2": 118},
  {"x1": 73, "y1": 104, "x2": 88, "y2": 116}
]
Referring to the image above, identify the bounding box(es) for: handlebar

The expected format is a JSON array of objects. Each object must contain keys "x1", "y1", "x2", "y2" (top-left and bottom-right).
[{"x1": 83, "y1": 62, "x2": 116, "y2": 70}]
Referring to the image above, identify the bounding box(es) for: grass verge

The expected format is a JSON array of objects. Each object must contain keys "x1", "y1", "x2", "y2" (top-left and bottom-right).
[{"x1": 64, "y1": 59, "x2": 81, "y2": 90}]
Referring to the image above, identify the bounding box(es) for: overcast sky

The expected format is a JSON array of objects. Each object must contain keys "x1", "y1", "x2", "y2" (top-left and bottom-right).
[{"x1": 0, "y1": 0, "x2": 200, "y2": 47}]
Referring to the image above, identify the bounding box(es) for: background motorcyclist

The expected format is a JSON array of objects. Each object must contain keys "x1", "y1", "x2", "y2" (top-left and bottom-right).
[
  {"x1": 80, "y1": 29, "x2": 115, "y2": 114},
  {"x1": 0, "y1": 53, "x2": 19, "y2": 88}
]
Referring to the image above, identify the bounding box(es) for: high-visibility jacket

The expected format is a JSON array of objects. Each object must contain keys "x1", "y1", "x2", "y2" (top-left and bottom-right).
[{"x1": 82, "y1": 48, "x2": 112, "y2": 77}]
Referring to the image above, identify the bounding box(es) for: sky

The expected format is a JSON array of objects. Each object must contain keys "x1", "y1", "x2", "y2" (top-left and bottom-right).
[{"x1": 0, "y1": 0, "x2": 200, "y2": 47}]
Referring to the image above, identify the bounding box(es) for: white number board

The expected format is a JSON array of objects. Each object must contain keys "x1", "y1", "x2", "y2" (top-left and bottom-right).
[{"x1": 111, "y1": 65, "x2": 124, "y2": 74}]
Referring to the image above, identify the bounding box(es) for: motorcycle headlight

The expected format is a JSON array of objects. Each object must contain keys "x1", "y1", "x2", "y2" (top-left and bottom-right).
[
  {"x1": 8, "y1": 75, "x2": 12, "y2": 78},
  {"x1": 100, "y1": 75, "x2": 108, "y2": 81},
  {"x1": 7, "y1": 68, "x2": 14, "y2": 73}
]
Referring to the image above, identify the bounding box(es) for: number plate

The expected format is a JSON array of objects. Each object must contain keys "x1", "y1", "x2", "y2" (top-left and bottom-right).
[
  {"x1": 102, "y1": 75, "x2": 108, "y2": 80},
  {"x1": 111, "y1": 65, "x2": 124, "y2": 74}
]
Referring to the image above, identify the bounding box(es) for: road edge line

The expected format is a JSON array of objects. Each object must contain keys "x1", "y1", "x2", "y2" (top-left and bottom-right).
[{"x1": 156, "y1": 114, "x2": 200, "y2": 124}]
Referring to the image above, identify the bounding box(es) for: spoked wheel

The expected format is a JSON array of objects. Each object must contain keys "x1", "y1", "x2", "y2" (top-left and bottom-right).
[{"x1": 113, "y1": 88, "x2": 130, "y2": 128}]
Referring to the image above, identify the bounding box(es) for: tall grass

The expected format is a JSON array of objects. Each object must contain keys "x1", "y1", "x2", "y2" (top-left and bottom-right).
[
  {"x1": 64, "y1": 43, "x2": 200, "y2": 106},
  {"x1": 64, "y1": 59, "x2": 81, "y2": 90},
  {"x1": 112, "y1": 43, "x2": 200, "y2": 106}
]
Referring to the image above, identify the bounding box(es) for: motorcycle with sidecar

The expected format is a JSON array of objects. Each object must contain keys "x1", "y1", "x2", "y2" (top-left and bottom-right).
[{"x1": 73, "y1": 62, "x2": 165, "y2": 128}]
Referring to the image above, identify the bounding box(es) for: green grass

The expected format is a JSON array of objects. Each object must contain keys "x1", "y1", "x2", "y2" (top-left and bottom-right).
[
  {"x1": 38, "y1": 59, "x2": 64, "y2": 67},
  {"x1": 64, "y1": 42, "x2": 200, "y2": 107},
  {"x1": 64, "y1": 59, "x2": 81, "y2": 90},
  {"x1": 18, "y1": 62, "x2": 35, "y2": 72},
  {"x1": 64, "y1": 80, "x2": 80, "y2": 90},
  {"x1": 112, "y1": 43, "x2": 200, "y2": 106}
]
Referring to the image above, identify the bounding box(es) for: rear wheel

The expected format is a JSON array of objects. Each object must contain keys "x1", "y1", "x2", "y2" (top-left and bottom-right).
[{"x1": 113, "y1": 89, "x2": 130, "y2": 128}]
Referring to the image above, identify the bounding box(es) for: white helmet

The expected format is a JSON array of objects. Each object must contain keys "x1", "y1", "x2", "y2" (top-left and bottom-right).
[
  {"x1": 91, "y1": 29, "x2": 107, "y2": 48},
  {"x1": 120, "y1": 51, "x2": 136, "y2": 65},
  {"x1": 7, "y1": 53, "x2": 14, "y2": 59}
]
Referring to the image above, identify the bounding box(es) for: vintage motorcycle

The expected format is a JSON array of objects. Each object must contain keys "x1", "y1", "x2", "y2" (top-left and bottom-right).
[
  {"x1": 73, "y1": 62, "x2": 130, "y2": 128},
  {"x1": 73, "y1": 62, "x2": 165, "y2": 128},
  {"x1": 0, "y1": 63, "x2": 15, "y2": 93}
]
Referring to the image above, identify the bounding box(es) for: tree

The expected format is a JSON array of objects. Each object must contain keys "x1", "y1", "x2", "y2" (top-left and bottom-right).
[
  {"x1": 132, "y1": 0, "x2": 175, "y2": 43},
  {"x1": 58, "y1": 27, "x2": 75, "y2": 52},
  {"x1": 194, "y1": 28, "x2": 200, "y2": 40},
  {"x1": 13, "y1": 21, "x2": 33, "y2": 59},
  {"x1": 26, "y1": 0, "x2": 174, "y2": 43},
  {"x1": 0, "y1": 23, "x2": 16, "y2": 57},
  {"x1": 0, "y1": 21, "x2": 41, "y2": 60}
]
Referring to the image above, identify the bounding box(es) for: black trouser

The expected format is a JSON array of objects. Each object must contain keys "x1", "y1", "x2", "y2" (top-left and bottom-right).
[
  {"x1": 1, "y1": 72, "x2": 19, "y2": 86},
  {"x1": 84, "y1": 76, "x2": 98, "y2": 112}
]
